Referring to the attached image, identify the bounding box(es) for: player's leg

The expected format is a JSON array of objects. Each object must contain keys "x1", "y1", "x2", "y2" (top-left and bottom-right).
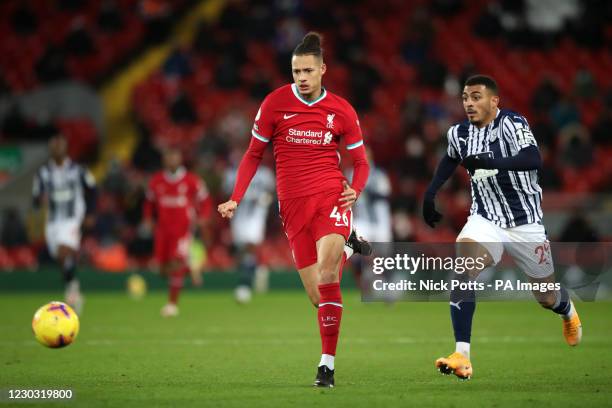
[
  {"x1": 435, "y1": 238, "x2": 492, "y2": 379},
  {"x1": 298, "y1": 263, "x2": 321, "y2": 307},
  {"x1": 292, "y1": 227, "x2": 346, "y2": 387},
  {"x1": 528, "y1": 274, "x2": 581, "y2": 345},
  {"x1": 310, "y1": 193, "x2": 357, "y2": 387},
  {"x1": 56, "y1": 244, "x2": 83, "y2": 314},
  {"x1": 507, "y1": 233, "x2": 582, "y2": 346},
  {"x1": 297, "y1": 248, "x2": 350, "y2": 308},
  {"x1": 56, "y1": 245, "x2": 77, "y2": 286},
  {"x1": 49, "y1": 220, "x2": 84, "y2": 314},
  {"x1": 436, "y1": 215, "x2": 502, "y2": 380},
  {"x1": 347, "y1": 223, "x2": 370, "y2": 292},
  {"x1": 234, "y1": 243, "x2": 257, "y2": 303},
  {"x1": 313, "y1": 232, "x2": 345, "y2": 387},
  {"x1": 159, "y1": 233, "x2": 190, "y2": 317}
]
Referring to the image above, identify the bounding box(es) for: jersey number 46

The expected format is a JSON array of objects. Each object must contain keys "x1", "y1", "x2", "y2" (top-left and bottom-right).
[{"x1": 329, "y1": 206, "x2": 349, "y2": 227}]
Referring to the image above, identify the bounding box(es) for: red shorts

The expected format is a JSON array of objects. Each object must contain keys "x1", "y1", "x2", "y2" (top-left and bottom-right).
[
  {"x1": 279, "y1": 189, "x2": 352, "y2": 269},
  {"x1": 153, "y1": 229, "x2": 191, "y2": 265}
]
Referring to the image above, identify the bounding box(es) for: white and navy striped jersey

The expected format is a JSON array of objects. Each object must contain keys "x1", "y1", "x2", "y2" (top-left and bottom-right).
[
  {"x1": 347, "y1": 166, "x2": 392, "y2": 241},
  {"x1": 32, "y1": 159, "x2": 96, "y2": 223},
  {"x1": 446, "y1": 108, "x2": 542, "y2": 228},
  {"x1": 223, "y1": 165, "x2": 275, "y2": 215}
]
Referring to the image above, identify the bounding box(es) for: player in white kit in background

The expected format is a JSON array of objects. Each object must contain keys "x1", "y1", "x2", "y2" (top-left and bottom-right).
[
  {"x1": 223, "y1": 163, "x2": 275, "y2": 302},
  {"x1": 346, "y1": 147, "x2": 392, "y2": 291},
  {"x1": 32, "y1": 134, "x2": 96, "y2": 314}
]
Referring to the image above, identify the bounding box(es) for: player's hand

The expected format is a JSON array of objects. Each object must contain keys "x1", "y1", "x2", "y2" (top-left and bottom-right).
[
  {"x1": 461, "y1": 153, "x2": 494, "y2": 174},
  {"x1": 339, "y1": 181, "x2": 358, "y2": 210},
  {"x1": 218, "y1": 200, "x2": 238, "y2": 219},
  {"x1": 83, "y1": 215, "x2": 96, "y2": 229},
  {"x1": 139, "y1": 219, "x2": 154, "y2": 236},
  {"x1": 422, "y1": 196, "x2": 442, "y2": 228},
  {"x1": 190, "y1": 268, "x2": 203, "y2": 287}
]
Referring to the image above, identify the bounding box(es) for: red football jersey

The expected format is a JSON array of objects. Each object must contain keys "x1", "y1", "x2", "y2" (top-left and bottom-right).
[
  {"x1": 250, "y1": 84, "x2": 364, "y2": 200},
  {"x1": 144, "y1": 168, "x2": 211, "y2": 233}
]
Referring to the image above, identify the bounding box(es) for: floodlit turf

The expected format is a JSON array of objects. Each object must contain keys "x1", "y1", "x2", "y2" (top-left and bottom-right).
[{"x1": 1, "y1": 291, "x2": 611, "y2": 407}]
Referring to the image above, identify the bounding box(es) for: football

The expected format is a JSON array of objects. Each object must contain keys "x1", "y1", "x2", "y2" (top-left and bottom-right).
[{"x1": 32, "y1": 302, "x2": 80, "y2": 348}]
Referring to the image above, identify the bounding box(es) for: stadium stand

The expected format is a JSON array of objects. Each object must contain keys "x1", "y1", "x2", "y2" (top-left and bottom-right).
[{"x1": 0, "y1": 0, "x2": 610, "y2": 271}]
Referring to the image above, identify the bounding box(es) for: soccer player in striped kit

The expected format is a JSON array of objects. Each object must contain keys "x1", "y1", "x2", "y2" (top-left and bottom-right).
[
  {"x1": 423, "y1": 75, "x2": 582, "y2": 380},
  {"x1": 32, "y1": 134, "x2": 97, "y2": 314},
  {"x1": 218, "y1": 32, "x2": 370, "y2": 387}
]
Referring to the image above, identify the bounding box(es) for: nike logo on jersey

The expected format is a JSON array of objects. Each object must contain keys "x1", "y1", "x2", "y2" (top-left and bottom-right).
[
  {"x1": 283, "y1": 113, "x2": 298, "y2": 119},
  {"x1": 322, "y1": 323, "x2": 336, "y2": 327}
]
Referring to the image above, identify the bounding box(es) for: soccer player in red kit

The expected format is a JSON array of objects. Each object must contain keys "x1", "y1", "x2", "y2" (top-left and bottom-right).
[
  {"x1": 218, "y1": 32, "x2": 370, "y2": 387},
  {"x1": 143, "y1": 147, "x2": 212, "y2": 317}
]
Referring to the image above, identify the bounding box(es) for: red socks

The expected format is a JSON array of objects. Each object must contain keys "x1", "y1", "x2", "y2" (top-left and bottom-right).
[
  {"x1": 318, "y1": 282, "x2": 343, "y2": 356},
  {"x1": 169, "y1": 266, "x2": 188, "y2": 304}
]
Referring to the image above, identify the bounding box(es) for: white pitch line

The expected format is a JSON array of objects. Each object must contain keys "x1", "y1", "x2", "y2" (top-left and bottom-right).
[{"x1": 1, "y1": 336, "x2": 609, "y2": 347}]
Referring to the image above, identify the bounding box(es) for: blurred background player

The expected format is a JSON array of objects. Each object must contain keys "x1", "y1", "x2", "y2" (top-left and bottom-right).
[
  {"x1": 346, "y1": 147, "x2": 391, "y2": 292},
  {"x1": 142, "y1": 147, "x2": 212, "y2": 317},
  {"x1": 218, "y1": 32, "x2": 370, "y2": 388},
  {"x1": 223, "y1": 162, "x2": 275, "y2": 303},
  {"x1": 423, "y1": 75, "x2": 582, "y2": 380},
  {"x1": 32, "y1": 134, "x2": 96, "y2": 314}
]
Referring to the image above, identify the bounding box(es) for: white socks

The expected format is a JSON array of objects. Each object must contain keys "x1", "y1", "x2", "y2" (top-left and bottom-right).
[
  {"x1": 456, "y1": 342, "x2": 470, "y2": 359},
  {"x1": 319, "y1": 354, "x2": 335, "y2": 370},
  {"x1": 562, "y1": 301, "x2": 576, "y2": 320}
]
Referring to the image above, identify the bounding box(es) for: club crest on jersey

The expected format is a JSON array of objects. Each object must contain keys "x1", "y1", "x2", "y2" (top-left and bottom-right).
[
  {"x1": 326, "y1": 113, "x2": 335, "y2": 129},
  {"x1": 489, "y1": 128, "x2": 499, "y2": 142},
  {"x1": 323, "y1": 131, "x2": 333, "y2": 145}
]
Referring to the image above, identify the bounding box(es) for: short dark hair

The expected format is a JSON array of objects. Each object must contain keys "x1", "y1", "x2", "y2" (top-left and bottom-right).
[
  {"x1": 464, "y1": 75, "x2": 498, "y2": 95},
  {"x1": 293, "y1": 32, "x2": 323, "y2": 59}
]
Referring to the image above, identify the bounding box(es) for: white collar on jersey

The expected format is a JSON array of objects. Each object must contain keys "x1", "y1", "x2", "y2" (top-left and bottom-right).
[
  {"x1": 49, "y1": 157, "x2": 71, "y2": 169},
  {"x1": 163, "y1": 166, "x2": 186, "y2": 182},
  {"x1": 291, "y1": 83, "x2": 327, "y2": 106}
]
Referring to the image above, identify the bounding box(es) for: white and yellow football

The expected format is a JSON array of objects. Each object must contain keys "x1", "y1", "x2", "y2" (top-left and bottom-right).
[{"x1": 32, "y1": 302, "x2": 80, "y2": 348}]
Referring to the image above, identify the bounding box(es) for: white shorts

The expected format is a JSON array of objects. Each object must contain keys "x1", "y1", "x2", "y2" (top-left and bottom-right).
[
  {"x1": 230, "y1": 207, "x2": 267, "y2": 245},
  {"x1": 457, "y1": 214, "x2": 554, "y2": 279},
  {"x1": 352, "y1": 220, "x2": 392, "y2": 243},
  {"x1": 45, "y1": 220, "x2": 81, "y2": 258}
]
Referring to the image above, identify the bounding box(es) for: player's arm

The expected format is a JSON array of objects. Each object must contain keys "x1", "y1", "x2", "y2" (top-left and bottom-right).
[
  {"x1": 196, "y1": 180, "x2": 213, "y2": 219},
  {"x1": 461, "y1": 145, "x2": 541, "y2": 173},
  {"x1": 218, "y1": 137, "x2": 267, "y2": 219},
  {"x1": 462, "y1": 116, "x2": 542, "y2": 173},
  {"x1": 79, "y1": 167, "x2": 97, "y2": 227},
  {"x1": 194, "y1": 178, "x2": 213, "y2": 243},
  {"x1": 219, "y1": 98, "x2": 273, "y2": 219},
  {"x1": 32, "y1": 169, "x2": 45, "y2": 210},
  {"x1": 142, "y1": 178, "x2": 156, "y2": 231},
  {"x1": 423, "y1": 127, "x2": 461, "y2": 228},
  {"x1": 340, "y1": 105, "x2": 370, "y2": 209}
]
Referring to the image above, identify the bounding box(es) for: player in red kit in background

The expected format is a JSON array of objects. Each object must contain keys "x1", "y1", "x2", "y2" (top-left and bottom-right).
[
  {"x1": 143, "y1": 147, "x2": 212, "y2": 317},
  {"x1": 218, "y1": 32, "x2": 370, "y2": 387}
]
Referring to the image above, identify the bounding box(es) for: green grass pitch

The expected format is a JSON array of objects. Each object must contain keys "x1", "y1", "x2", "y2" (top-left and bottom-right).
[{"x1": 1, "y1": 291, "x2": 611, "y2": 407}]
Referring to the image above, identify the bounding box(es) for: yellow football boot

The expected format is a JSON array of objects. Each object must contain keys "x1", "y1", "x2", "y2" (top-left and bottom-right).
[{"x1": 435, "y1": 351, "x2": 472, "y2": 380}]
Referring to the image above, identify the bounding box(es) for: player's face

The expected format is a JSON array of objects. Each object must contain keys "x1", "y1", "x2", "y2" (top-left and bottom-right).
[
  {"x1": 163, "y1": 150, "x2": 182, "y2": 172},
  {"x1": 291, "y1": 54, "x2": 326, "y2": 100},
  {"x1": 462, "y1": 85, "x2": 499, "y2": 127},
  {"x1": 49, "y1": 136, "x2": 67, "y2": 161}
]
